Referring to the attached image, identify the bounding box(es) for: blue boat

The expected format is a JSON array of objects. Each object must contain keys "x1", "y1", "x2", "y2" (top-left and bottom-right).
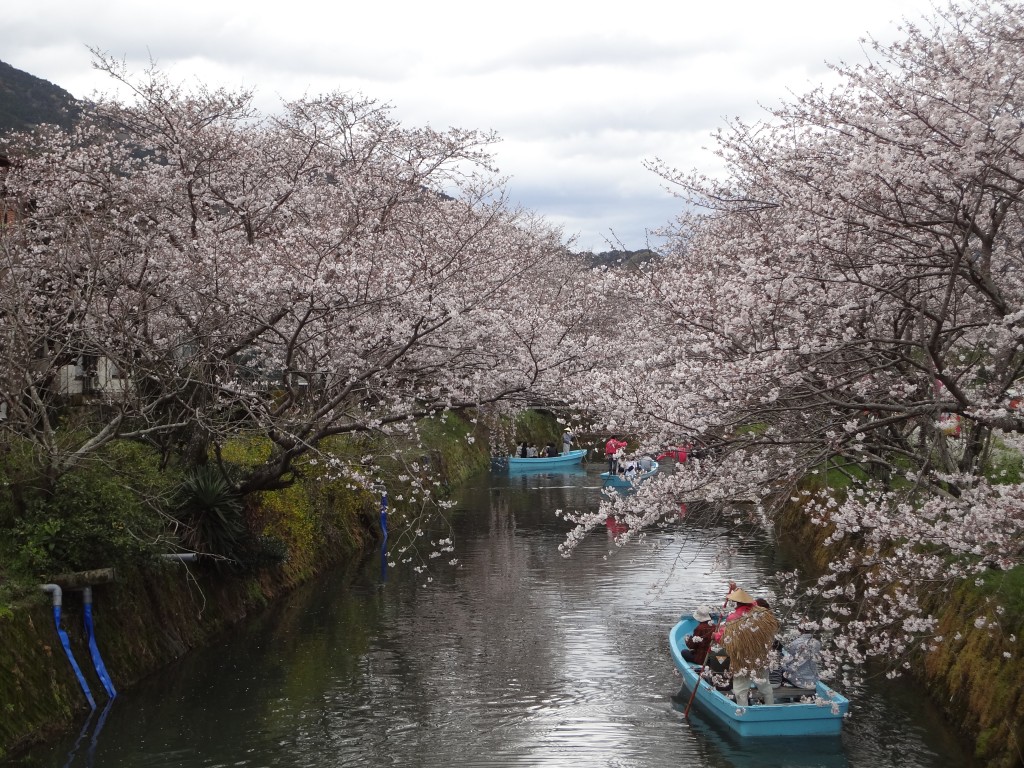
[
  {"x1": 600, "y1": 460, "x2": 658, "y2": 488},
  {"x1": 669, "y1": 615, "x2": 849, "y2": 738},
  {"x1": 502, "y1": 448, "x2": 588, "y2": 471}
]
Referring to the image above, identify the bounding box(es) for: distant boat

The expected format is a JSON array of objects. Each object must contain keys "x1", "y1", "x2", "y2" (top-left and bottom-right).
[
  {"x1": 501, "y1": 448, "x2": 588, "y2": 471},
  {"x1": 669, "y1": 615, "x2": 849, "y2": 738},
  {"x1": 600, "y1": 461, "x2": 658, "y2": 488}
]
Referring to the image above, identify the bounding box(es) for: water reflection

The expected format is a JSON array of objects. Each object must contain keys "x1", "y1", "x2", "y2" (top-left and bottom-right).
[
  {"x1": 6, "y1": 466, "x2": 973, "y2": 767},
  {"x1": 680, "y1": 707, "x2": 850, "y2": 768}
]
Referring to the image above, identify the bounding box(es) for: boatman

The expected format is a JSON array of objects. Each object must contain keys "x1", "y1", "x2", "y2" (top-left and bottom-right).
[
  {"x1": 605, "y1": 436, "x2": 627, "y2": 473},
  {"x1": 717, "y1": 586, "x2": 779, "y2": 706},
  {"x1": 562, "y1": 428, "x2": 573, "y2": 455}
]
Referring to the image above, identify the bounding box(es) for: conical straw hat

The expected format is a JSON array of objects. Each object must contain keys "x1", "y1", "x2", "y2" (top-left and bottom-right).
[{"x1": 727, "y1": 587, "x2": 755, "y2": 604}]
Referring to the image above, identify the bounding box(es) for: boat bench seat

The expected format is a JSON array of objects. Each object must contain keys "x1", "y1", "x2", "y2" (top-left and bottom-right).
[{"x1": 771, "y1": 685, "x2": 818, "y2": 703}]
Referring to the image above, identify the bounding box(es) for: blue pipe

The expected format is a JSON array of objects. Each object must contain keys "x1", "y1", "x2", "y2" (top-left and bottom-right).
[
  {"x1": 82, "y1": 587, "x2": 116, "y2": 699},
  {"x1": 39, "y1": 585, "x2": 95, "y2": 710}
]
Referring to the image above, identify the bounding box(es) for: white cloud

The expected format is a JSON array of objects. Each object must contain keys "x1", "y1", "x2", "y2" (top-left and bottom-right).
[{"x1": 4, "y1": 0, "x2": 939, "y2": 252}]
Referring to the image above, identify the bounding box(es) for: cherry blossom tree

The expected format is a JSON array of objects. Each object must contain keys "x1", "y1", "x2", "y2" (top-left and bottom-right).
[
  {"x1": 568, "y1": 0, "x2": 1024, "y2": 681},
  {"x1": 0, "y1": 57, "x2": 602, "y2": 510}
]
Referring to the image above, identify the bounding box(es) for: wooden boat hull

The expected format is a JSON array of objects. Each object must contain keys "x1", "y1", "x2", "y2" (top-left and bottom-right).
[
  {"x1": 600, "y1": 462, "x2": 658, "y2": 488},
  {"x1": 669, "y1": 617, "x2": 849, "y2": 738},
  {"x1": 504, "y1": 448, "x2": 588, "y2": 471}
]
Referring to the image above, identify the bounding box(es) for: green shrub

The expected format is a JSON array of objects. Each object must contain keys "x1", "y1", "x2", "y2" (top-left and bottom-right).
[
  {"x1": 9, "y1": 442, "x2": 171, "y2": 575},
  {"x1": 173, "y1": 466, "x2": 246, "y2": 560}
]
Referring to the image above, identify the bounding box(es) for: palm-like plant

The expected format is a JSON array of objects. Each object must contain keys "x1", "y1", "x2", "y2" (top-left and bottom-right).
[{"x1": 175, "y1": 467, "x2": 245, "y2": 560}]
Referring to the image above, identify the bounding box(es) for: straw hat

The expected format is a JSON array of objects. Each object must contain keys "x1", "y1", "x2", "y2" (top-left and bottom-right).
[
  {"x1": 727, "y1": 587, "x2": 755, "y2": 604},
  {"x1": 692, "y1": 606, "x2": 713, "y2": 623}
]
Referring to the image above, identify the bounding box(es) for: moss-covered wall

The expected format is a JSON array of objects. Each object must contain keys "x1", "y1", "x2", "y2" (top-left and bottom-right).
[
  {"x1": 0, "y1": 412, "x2": 493, "y2": 758},
  {"x1": 919, "y1": 571, "x2": 1024, "y2": 768},
  {"x1": 0, "y1": 514, "x2": 376, "y2": 757},
  {"x1": 776, "y1": 500, "x2": 1024, "y2": 767}
]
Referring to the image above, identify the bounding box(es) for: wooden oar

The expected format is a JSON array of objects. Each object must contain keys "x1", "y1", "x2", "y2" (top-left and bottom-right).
[{"x1": 684, "y1": 591, "x2": 732, "y2": 720}]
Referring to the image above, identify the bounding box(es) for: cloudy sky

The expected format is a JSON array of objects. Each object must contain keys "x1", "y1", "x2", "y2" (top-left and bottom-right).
[{"x1": 6, "y1": 0, "x2": 940, "y2": 252}]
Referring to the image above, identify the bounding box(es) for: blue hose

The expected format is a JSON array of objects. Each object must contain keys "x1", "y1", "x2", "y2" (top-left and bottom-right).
[
  {"x1": 83, "y1": 587, "x2": 116, "y2": 699},
  {"x1": 41, "y1": 586, "x2": 95, "y2": 710}
]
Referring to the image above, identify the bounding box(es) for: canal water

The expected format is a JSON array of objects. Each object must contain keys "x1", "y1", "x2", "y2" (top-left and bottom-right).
[{"x1": 7, "y1": 465, "x2": 974, "y2": 767}]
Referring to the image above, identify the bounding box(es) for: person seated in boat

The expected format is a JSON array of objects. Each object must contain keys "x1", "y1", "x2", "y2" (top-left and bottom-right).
[
  {"x1": 702, "y1": 649, "x2": 733, "y2": 693},
  {"x1": 518, "y1": 441, "x2": 529, "y2": 458},
  {"x1": 544, "y1": 442, "x2": 557, "y2": 457},
  {"x1": 681, "y1": 606, "x2": 716, "y2": 665},
  {"x1": 656, "y1": 445, "x2": 688, "y2": 463},
  {"x1": 716, "y1": 585, "x2": 779, "y2": 706},
  {"x1": 780, "y1": 620, "x2": 821, "y2": 688},
  {"x1": 527, "y1": 443, "x2": 538, "y2": 458},
  {"x1": 621, "y1": 459, "x2": 637, "y2": 477},
  {"x1": 639, "y1": 455, "x2": 654, "y2": 472}
]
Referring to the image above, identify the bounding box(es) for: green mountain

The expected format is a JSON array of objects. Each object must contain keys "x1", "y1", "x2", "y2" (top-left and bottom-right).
[
  {"x1": 579, "y1": 248, "x2": 659, "y2": 269},
  {"x1": 0, "y1": 60, "x2": 80, "y2": 135}
]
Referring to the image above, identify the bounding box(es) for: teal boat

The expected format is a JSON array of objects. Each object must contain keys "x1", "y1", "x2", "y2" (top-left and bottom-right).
[
  {"x1": 669, "y1": 615, "x2": 849, "y2": 738},
  {"x1": 601, "y1": 460, "x2": 658, "y2": 488},
  {"x1": 502, "y1": 448, "x2": 588, "y2": 471}
]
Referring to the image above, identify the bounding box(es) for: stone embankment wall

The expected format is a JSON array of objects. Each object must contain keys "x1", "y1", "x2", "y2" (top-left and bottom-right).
[
  {"x1": 1, "y1": 560, "x2": 348, "y2": 755},
  {"x1": 776, "y1": 502, "x2": 1024, "y2": 768}
]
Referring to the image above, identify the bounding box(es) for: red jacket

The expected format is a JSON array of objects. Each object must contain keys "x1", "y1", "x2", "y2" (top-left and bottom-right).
[
  {"x1": 605, "y1": 438, "x2": 627, "y2": 456},
  {"x1": 714, "y1": 603, "x2": 753, "y2": 642},
  {"x1": 656, "y1": 445, "x2": 689, "y2": 462}
]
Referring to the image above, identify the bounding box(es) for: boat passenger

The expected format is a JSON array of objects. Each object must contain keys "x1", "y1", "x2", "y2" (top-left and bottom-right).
[
  {"x1": 781, "y1": 621, "x2": 821, "y2": 688},
  {"x1": 527, "y1": 443, "x2": 539, "y2": 458},
  {"x1": 656, "y1": 445, "x2": 688, "y2": 463},
  {"x1": 639, "y1": 455, "x2": 654, "y2": 472},
  {"x1": 681, "y1": 606, "x2": 716, "y2": 665},
  {"x1": 518, "y1": 441, "x2": 529, "y2": 458},
  {"x1": 703, "y1": 649, "x2": 733, "y2": 693},
  {"x1": 544, "y1": 443, "x2": 556, "y2": 457}
]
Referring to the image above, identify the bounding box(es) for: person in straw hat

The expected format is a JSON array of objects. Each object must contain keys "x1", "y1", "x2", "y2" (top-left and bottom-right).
[
  {"x1": 715, "y1": 583, "x2": 779, "y2": 706},
  {"x1": 713, "y1": 583, "x2": 757, "y2": 640},
  {"x1": 681, "y1": 606, "x2": 716, "y2": 664}
]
